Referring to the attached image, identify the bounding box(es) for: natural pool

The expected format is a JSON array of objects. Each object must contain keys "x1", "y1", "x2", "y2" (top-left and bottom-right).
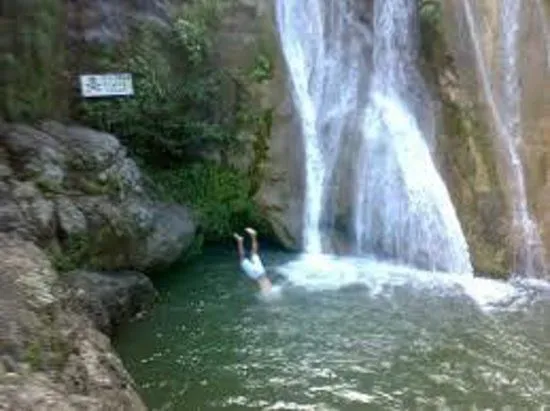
[{"x1": 115, "y1": 248, "x2": 550, "y2": 410}]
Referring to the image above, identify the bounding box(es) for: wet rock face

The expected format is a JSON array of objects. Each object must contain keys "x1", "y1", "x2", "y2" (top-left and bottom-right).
[
  {"x1": 432, "y1": 65, "x2": 511, "y2": 277},
  {"x1": 210, "y1": 0, "x2": 306, "y2": 248},
  {"x1": 0, "y1": 233, "x2": 146, "y2": 410},
  {"x1": 435, "y1": 1, "x2": 550, "y2": 276},
  {"x1": 0, "y1": 121, "x2": 197, "y2": 272}
]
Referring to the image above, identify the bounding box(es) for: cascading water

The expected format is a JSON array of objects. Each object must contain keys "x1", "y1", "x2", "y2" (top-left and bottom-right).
[
  {"x1": 354, "y1": 1, "x2": 471, "y2": 273},
  {"x1": 276, "y1": 0, "x2": 472, "y2": 273},
  {"x1": 275, "y1": 0, "x2": 367, "y2": 254},
  {"x1": 500, "y1": 0, "x2": 545, "y2": 275},
  {"x1": 456, "y1": 0, "x2": 546, "y2": 276}
]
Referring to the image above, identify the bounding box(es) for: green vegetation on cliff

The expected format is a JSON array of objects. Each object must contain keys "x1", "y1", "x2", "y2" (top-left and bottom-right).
[
  {"x1": 1, "y1": 0, "x2": 67, "y2": 121},
  {"x1": 2, "y1": 0, "x2": 273, "y2": 250},
  {"x1": 101, "y1": 0, "x2": 270, "y2": 245},
  {"x1": 417, "y1": 0, "x2": 510, "y2": 278},
  {"x1": 419, "y1": 0, "x2": 444, "y2": 66},
  {"x1": 77, "y1": 1, "x2": 231, "y2": 165}
]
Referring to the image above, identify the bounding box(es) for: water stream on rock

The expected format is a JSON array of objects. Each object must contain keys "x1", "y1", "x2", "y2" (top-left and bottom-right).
[
  {"x1": 536, "y1": 0, "x2": 550, "y2": 69},
  {"x1": 457, "y1": 0, "x2": 546, "y2": 276},
  {"x1": 275, "y1": 0, "x2": 364, "y2": 254},
  {"x1": 276, "y1": 0, "x2": 472, "y2": 272}
]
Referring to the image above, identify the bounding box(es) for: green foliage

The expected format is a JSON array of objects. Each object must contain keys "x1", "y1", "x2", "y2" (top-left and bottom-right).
[
  {"x1": 418, "y1": 0, "x2": 444, "y2": 65},
  {"x1": 1, "y1": 0, "x2": 67, "y2": 121},
  {"x1": 249, "y1": 108, "x2": 273, "y2": 194},
  {"x1": 47, "y1": 235, "x2": 91, "y2": 273},
  {"x1": 76, "y1": 0, "x2": 231, "y2": 166},
  {"x1": 149, "y1": 164, "x2": 266, "y2": 242},
  {"x1": 25, "y1": 340, "x2": 43, "y2": 371},
  {"x1": 76, "y1": 0, "x2": 271, "y2": 246},
  {"x1": 250, "y1": 54, "x2": 274, "y2": 83},
  {"x1": 35, "y1": 178, "x2": 63, "y2": 197},
  {"x1": 248, "y1": 18, "x2": 277, "y2": 84}
]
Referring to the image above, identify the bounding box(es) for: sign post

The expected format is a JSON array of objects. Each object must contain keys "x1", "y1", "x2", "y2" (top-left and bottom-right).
[{"x1": 79, "y1": 73, "x2": 134, "y2": 98}]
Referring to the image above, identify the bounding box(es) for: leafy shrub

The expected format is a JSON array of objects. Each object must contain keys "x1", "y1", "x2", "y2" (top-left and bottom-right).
[
  {"x1": 148, "y1": 164, "x2": 267, "y2": 242},
  {"x1": 250, "y1": 54, "x2": 274, "y2": 83},
  {"x1": 76, "y1": 0, "x2": 272, "y2": 245},
  {"x1": 76, "y1": 0, "x2": 232, "y2": 167},
  {"x1": 1, "y1": 0, "x2": 67, "y2": 121},
  {"x1": 47, "y1": 235, "x2": 91, "y2": 273},
  {"x1": 419, "y1": 0, "x2": 444, "y2": 65}
]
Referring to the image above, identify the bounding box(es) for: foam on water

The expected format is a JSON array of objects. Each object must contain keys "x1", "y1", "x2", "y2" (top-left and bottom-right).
[
  {"x1": 258, "y1": 284, "x2": 284, "y2": 302},
  {"x1": 276, "y1": 254, "x2": 550, "y2": 311}
]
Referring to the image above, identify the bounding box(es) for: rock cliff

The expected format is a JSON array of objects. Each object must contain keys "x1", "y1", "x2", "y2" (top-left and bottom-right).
[
  {"x1": 433, "y1": 1, "x2": 550, "y2": 276},
  {"x1": 0, "y1": 233, "x2": 148, "y2": 410},
  {"x1": 0, "y1": 121, "x2": 197, "y2": 272},
  {"x1": 0, "y1": 120, "x2": 199, "y2": 408},
  {"x1": 213, "y1": 0, "x2": 305, "y2": 248}
]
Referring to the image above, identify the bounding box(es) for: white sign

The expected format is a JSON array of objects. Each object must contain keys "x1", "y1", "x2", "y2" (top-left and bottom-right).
[{"x1": 79, "y1": 73, "x2": 134, "y2": 97}]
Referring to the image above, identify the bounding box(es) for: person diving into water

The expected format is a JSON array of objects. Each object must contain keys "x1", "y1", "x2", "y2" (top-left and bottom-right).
[{"x1": 233, "y1": 227, "x2": 273, "y2": 294}]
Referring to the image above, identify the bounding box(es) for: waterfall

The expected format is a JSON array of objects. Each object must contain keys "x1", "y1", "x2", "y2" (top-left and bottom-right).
[
  {"x1": 457, "y1": 0, "x2": 546, "y2": 276},
  {"x1": 354, "y1": 1, "x2": 471, "y2": 273},
  {"x1": 499, "y1": 0, "x2": 544, "y2": 275},
  {"x1": 276, "y1": 0, "x2": 472, "y2": 273},
  {"x1": 275, "y1": 0, "x2": 367, "y2": 254}
]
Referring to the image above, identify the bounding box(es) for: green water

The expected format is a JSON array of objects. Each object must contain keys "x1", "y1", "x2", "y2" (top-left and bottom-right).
[{"x1": 115, "y1": 248, "x2": 550, "y2": 410}]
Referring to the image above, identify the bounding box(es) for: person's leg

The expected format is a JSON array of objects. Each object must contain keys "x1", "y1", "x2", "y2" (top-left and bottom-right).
[
  {"x1": 245, "y1": 227, "x2": 258, "y2": 255},
  {"x1": 233, "y1": 233, "x2": 245, "y2": 261},
  {"x1": 245, "y1": 228, "x2": 273, "y2": 292},
  {"x1": 246, "y1": 227, "x2": 266, "y2": 272}
]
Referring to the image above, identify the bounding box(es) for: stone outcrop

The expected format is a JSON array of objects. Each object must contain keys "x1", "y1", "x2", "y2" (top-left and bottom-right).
[
  {"x1": 0, "y1": 233, "x2": 146, "y2": 410},
  {"x1": 0, "y1": 121, "x2": 197, "y2": 272},
  {"x1": 64, "y1": 270, "x2": 157, "y2": 336},
  {"x1": 0, "y1": 120, "x2": 189, "y2": 409},
  {"x1": 4, "y1": 0, "x2": 304, "y2": 251}
]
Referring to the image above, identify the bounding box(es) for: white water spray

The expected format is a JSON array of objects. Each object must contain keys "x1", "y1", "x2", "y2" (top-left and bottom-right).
[
  {"x1": 354, "y1": 1, "x2": 472, "y2": 273},
  {"x1": 275, "y1": 0, "x2": 365, "y2": 254}
]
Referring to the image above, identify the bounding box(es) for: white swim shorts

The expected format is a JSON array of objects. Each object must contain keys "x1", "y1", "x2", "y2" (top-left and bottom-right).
[{"x1": 241, "y1": 253, "x2": 266, "y2": 280}]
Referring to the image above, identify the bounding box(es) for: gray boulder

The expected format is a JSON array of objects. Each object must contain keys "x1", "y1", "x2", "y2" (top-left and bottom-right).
[
  {"x1": 0, "y1": 121, "x2": 198, "y2": 271},
  {"x1": 136, "y1": 203, "x2": 197, "y2": 271},
  {"x1": 64, "y1": 270, "x2": 157, "y2": 336},
  {"x1": 0, "y1": 233, "x2": 146, "y2": 410}
]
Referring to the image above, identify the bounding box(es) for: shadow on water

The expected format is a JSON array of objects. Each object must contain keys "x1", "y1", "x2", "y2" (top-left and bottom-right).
[{"x1": 114, "y1": 248, "x2": 550, "y2": 410}]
